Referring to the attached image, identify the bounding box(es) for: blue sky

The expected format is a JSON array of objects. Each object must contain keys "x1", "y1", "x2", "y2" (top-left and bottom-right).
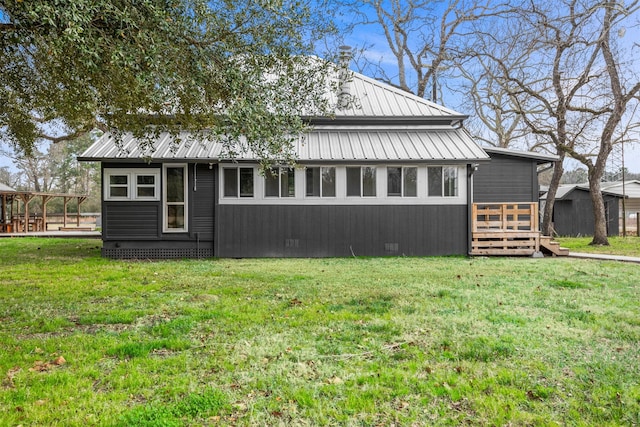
[{"x1": 2, "y1": 2, "x2": 640, "y2": 174}]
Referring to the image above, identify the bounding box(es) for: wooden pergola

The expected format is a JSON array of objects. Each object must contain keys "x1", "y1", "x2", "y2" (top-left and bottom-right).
[{"x1": 0, "y1": 189, "x2": 88, "y2": 233}]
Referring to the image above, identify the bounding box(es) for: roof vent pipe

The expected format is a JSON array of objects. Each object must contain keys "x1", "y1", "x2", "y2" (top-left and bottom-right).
[{"x1": 337, "y1": 45, "x2": 353, "y2": 109}]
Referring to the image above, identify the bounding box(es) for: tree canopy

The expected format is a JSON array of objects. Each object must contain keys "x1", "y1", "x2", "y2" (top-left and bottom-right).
[{"x1": 0, "y1": 0, "x2": 336, "y2": 165}]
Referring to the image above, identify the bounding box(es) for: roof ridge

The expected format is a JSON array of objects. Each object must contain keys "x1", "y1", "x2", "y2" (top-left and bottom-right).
[{"x1": 348, "y1": 70, "x2": 466, "y2": 118}]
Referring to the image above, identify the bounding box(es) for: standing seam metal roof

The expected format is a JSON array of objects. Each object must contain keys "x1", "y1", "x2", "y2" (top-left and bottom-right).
[{"x1": 79, "y1": 126, "x2": 489, "y2": 162}]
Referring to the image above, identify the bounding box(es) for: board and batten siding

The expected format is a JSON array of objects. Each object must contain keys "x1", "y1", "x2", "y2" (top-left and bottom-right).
[
  {"x1": 553, "y1": 190, "x2": 620, "y2": 237},
  {"x1": 215, "y1": 204, "x2": 468, "y2": 257},
  {"x1": 473, "y1": 154, "x2": 538, "y2": 203}
]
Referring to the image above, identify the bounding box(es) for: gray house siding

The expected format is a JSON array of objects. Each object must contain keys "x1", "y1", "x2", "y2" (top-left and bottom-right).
[
  {"x1": 552, "y1": 189, "x2": 620, "y2": 237},
  {"x1": 101, "y1": 163, "x2": 216, "y2": 258},
  {"x1": 215, "y1": 204, "x2": 468, "y2": 258},
  {"x1": 100, "y1": 162, "x2": 470, "y2": 258},
  {"x1": 473, "y1": 154, "x2": 538, "y2": 203}
]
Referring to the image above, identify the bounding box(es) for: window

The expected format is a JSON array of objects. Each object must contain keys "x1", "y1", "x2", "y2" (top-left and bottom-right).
[
  {"x1": 428, "y1": 166, "x2": 458, "y2": 197},
  {"x1": 164, "y1": 165, "x2": 187, "y2": 232},
  {"x1": 104, "y1": 169, "x2": 160, "y2": 201},
  {"x1": 265, "y1": 167, "x2": 295, "y2": 198},
  {"x1": 306, "y1": 167, "x2": 336, "y2": 197},
  {"x1": 136, "y1": 174, "x2": 158, "y2": 198},
  {"x1": 444, "y1": 167, "x2": 458, "y2": 196},
  {"x1": 387, "y1": 167, "x2": 417, "y2": 197},
  {"x1": 223, "y1": 167, "x2": 254, "y2": 198},
  {"x1": 347, "y1": 166, "x2": 376, "y2": 197},
  {"x1": 108, "y1": 174, "x2": 129, "y2": 199}
]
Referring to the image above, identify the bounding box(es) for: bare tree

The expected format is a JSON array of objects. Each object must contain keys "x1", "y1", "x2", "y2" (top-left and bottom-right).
[
  {"x1": 473, "y1": 0, "x2": 640, "y2": 243},
  {"x1": 454, "y1": 22, "x2": 530, "y2": 148},
  {"x1": 340, "y1": 0, "x2": 514, "y2": 102}
]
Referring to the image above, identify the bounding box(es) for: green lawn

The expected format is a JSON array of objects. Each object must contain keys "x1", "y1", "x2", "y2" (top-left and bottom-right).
[
  {"x1": 557, "y1": 236, "x2": 640, "y2": 257},
  {"x1": 1, "y1": 238, "x2": 639, "y2": 426}
]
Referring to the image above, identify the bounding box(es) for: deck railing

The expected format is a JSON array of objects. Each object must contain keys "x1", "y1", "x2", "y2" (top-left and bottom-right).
[{"x1": 471, "y1": 202, "x2": 540, "y2": 255}]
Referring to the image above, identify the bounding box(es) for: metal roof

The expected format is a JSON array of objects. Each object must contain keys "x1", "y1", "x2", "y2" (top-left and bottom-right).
[
  {"x1": 483, "y1": 146, "x2": 559, "y2": 164},
  {"x1": 79, "y1": 126, "x2": 489, "y2": 163},
  {"x1": 541, "y1": 184, "x2": 627, "y2": 200},
  {"x1": 79, "y1": 67, "x2": 485, "y2": 163},
  {"x1": 600, "y1": 180, "x2": 640, "y2": 198},
  {"x1": 0, "y1": 183, "x2": 16, "y2": 192},
  {"x1": 332, "y1": 72, "x2": 467, "y2": 119}
]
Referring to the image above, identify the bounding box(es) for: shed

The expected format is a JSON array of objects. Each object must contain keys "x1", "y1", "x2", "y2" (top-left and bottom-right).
[{"x1": 541, "y1": 184, "x2": 622, "y2": 237}]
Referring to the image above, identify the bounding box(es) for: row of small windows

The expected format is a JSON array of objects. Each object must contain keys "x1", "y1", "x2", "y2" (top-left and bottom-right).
[{"x1": 222, "y1": 166, "x2": 459, "y2": 198}]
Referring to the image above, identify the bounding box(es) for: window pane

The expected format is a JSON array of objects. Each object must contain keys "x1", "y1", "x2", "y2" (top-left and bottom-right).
[
  {"x1": 321, "y1": 167, "x2": 336, "y2": 197},
  {"x1": 265, "y1": 168, "x2": 279, "y2": 197},
  {"x1": 137, "y1": 175, "x2": 155, "y2": 185},
  {"x1": 239, "y1": 168, "x2": 253, "y2": 197},
  {"x1": 387, "y1": 167, "x2": 401, "y2": 197},
  {"x1": 110, "y1": 175, "x2": 128, "y2": 185},
  {"x1": 110, "y1": 186, "x2": 128, "y2": 198},
  {"x1": 166, "y1": 167, "x2": 185, "y2": 202},
  {"x1": 166, "y1": 205, "x2": 185, "y2": 229},
  {"x1": 306, "y1": 167, "x2": 320, "y2": 197},
  {"x1": 363, "y1": 167, "x2": 376, "y2": 197},
  {"x1": 404, "y1": 167, "x2": 417, "y2": 197},
  {"x1": 224, "y1": 168, "x2": 238, "y2": 197},
  {"x1": 346, "y1": 167, "x2": 361, "y2": 197},
  {"x1": 137, "y1": 187, "x2": 155, "y2": 198},
  {"x1": 444, "y1": 167, "x2": 458, "y2": 196},
  {"x1": 428, "y1": 167, "x2": 443, "y2": 197},
  {"x1": 281, "y1": 168, "x2": 295, "y2": 197}
]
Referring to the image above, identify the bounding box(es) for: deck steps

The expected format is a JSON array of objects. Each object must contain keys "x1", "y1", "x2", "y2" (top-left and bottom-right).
[{"x1": 540, "y1": 236, "x2": 569, "y2": 256}]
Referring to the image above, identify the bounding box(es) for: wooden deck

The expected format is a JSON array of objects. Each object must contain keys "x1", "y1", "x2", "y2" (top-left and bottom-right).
[{"x1": 471, "y1": 202, "x2": 567, "y2": 256}]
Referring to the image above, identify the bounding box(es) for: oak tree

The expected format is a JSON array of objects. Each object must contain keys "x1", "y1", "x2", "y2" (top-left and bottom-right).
[{"x1": 0, "y1": 0, "x2": 335, "y2": 165}]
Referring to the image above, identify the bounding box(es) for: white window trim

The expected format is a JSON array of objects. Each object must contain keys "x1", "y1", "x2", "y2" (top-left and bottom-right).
[
  {"x1": 304, "y1": 166, "x2": 337, "y2": 198},
  {"x1": 265, "y1": 166, "x2": 296, "y2": 198},
  {"x1": 222, "y1": 166, "x2": 256, "y2": 199},
  {"x1": 219, "y1": 164, "x2": 465, "y2": 205},
  {"x1": 104, "y1": 168, "x2": 160, "y2": 201},
  {"x1": 163, "y1": 164, "x2": 188, "y2": 233},
  {"x1": 386, "y1": 166, "x2": 418, "y2": 198},
  {"x1": 347, "y1": 166, "x2": 377, "y2": 198},
  {"x1": 427, "y1": 165, "x2": 460, "y2": 198}
]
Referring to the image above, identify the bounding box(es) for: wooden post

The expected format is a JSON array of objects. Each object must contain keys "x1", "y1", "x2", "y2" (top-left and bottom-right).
[
  {"x1": 63, "y1": 197, "x2": 70, "y2": 228},
  {"x1": 502, "y1": 204, "x2": 507, "y2": 230},
  {"x1": 42, "y1": 195, "x2": 53, "y2": 231}
]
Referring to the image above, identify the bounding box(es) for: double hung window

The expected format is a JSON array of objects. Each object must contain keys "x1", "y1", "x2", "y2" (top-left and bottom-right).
[{"x1": 164, "y1": 165, "x2": 187, "y2": 232}]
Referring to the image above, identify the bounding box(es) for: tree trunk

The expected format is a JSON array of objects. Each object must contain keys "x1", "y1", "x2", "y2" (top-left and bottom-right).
[
  {"x1": 588, "y1": 159, "x2": 610, "y2": 245},
  {"x1": 541, "y1": 152, "x2": 565, "y2": 236}
]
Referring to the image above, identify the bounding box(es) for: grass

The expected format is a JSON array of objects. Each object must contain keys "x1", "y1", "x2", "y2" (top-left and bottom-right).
[
  {"x1": 557, "y1": 236, "x2": 640, "y2": 257},
  {"x1": 1, "y1": 238, "x2": 639, "y2": 426}
]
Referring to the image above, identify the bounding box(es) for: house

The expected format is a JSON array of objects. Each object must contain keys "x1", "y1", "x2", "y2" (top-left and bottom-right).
[
  {"x1": 541, "y1": 184, "x2": 623, "y2": 237},
  {"x1": 600, "y1": 180, "x2": 640, "y2": 225},
  {"x1": 79, "y1": 67, "x2": 555, "y2": 259}
]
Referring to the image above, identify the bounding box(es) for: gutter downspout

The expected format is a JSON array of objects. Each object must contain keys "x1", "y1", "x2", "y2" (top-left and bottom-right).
[{"x1": 467, "y1": 163, "x2": 478, "y2": 256}]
